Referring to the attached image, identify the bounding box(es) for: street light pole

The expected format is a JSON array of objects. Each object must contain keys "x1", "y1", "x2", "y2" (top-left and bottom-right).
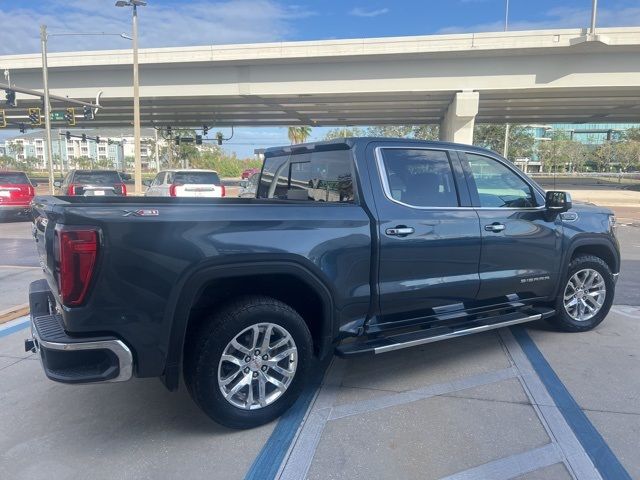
[
  {"x1": 116, "y1": 0, "x2": 145, "y2": 194},
  {"x1": 503, "y1": 1, "x2": 510, "y2": 161},
  {"x1": 40, "y1": 25, "x2": 55, "y2": 194},
  {"x1": 590, "y1": 0, "x2": 598, "y2": 36},
  {"x1": 132, "y1": 3, "x2": 142, "y2": 194}
]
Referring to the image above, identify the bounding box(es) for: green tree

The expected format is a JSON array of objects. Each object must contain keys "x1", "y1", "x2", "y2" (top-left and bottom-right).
[
  {"x1": 323, "y1": 127, "x2": 367, "y2": 140},
  {"x1": 537, "y1": 133, "x2": 571, "y2": 173},
  {"x1": 613, "y1": 141, "x2": 640, "y2": 172},
  {"x1": 593, "y1": 142, "x2": 616, "y2": 173},
  {"x1": 623, "y1": 127, "x2": 640, "y2": 142},
  {"x1": 287, "y1": 126, "x2": 313, "y2": 144},
  {"x1": 473, "y1": 124, "x2": 535, "y2": 160}
]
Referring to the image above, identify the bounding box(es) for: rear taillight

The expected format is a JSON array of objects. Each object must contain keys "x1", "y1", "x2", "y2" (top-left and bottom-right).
[
  {"x1": 169, "y1": 183, "x2": 183, "y2": 197},
  {"x1": 28, "y1": 185, "x2": 34, "y2": 197},
  {"x1": 220, "y1": 185, "x2": 226, "y2": 197},
  {"x1": 116, "y1": 183, "x2": 127, "y2": 196},
  {"x1": 67, "y1": 184, "x2": 76, "y2": 196},
  {"x1": 54, "y1": 226, "x2": 99, "y2": 306}
]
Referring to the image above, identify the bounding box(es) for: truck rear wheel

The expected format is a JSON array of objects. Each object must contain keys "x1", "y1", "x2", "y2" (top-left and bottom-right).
[
  {"x1": 184, "y1": 295, "x2": 312, "y2": 429},
  {"x1": 551, "y1": 255, "x2": 614, "y2": 332}
]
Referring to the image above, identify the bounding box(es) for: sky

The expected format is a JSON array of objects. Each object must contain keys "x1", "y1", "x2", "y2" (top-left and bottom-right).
[{"x1": 1, "y1": 0, "x2": 639, "y2": 157}]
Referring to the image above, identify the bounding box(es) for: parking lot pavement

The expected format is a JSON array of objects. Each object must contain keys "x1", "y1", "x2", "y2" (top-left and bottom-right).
[{"x1": 2, "y1": 306, "x2": 637, "y2": 480}]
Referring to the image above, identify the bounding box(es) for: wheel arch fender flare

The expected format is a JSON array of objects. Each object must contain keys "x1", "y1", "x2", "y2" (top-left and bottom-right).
[{"x1": 161, "y1": 258, "x2": 335, "y2": 391}]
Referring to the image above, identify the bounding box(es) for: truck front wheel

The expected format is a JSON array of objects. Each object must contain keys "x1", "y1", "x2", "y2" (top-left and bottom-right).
[
  {"x1": 184, "y1": 295, "x2": 312, "y2": 429},
  {"x1": 552, "y1": 255, "x2": 615, "y2": 332}
]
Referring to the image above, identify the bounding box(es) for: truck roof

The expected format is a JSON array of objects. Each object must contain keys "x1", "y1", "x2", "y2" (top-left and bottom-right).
[{"x1": 263, "y1": 137, "x2": 500, "y2": 158}]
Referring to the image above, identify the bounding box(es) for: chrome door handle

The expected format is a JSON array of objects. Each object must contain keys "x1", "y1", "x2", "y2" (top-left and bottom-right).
[
  {"x1": 484, "y1": 223, "x2": 506, "y2": 232},
  {"x1": 386, "y1": 226, "x2": 415, "y2": 236}
]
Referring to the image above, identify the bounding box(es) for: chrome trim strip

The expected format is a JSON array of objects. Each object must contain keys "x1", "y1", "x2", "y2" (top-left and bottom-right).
[
  {"x1": 373, "y1": 314, "x2": 542, "y2": 354},
  {"x1": 31, "y1": 318, "x2": 133, "y2": 382},
  {"x1": 373, "y1": 146, "x2": 546, "y2": 211}
]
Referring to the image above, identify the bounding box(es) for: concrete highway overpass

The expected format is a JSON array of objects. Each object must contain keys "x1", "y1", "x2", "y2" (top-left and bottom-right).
[{"x1": 1, "y1": 27, "x2": 639, "y2": 143}]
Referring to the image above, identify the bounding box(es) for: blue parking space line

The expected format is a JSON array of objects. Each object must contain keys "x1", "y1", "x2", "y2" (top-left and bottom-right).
[
  {"x1": 0, "y1": 320, "x2": 29, "y2": 338},
  {"x1": 511, "y1": 326, "x2": 632, "y2": 480},
  {"x1": 245, "y1": 358, "x2": 329, "y2": 480}
]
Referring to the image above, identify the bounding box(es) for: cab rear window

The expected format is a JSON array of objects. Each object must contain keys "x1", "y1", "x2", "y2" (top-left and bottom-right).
[
  {"x1": 0, "y1": 172, "x2": 29, "y2": 184},
  {"x1": 74, "y1": 171, "x2": 121, "y2": 185},
  {"x1": 174, "y1": 172, "x2": 221, "y2": 184}
]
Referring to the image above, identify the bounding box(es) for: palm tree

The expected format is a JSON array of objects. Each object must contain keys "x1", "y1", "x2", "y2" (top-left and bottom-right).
[{"x1": 287, "y1": 126, "x2": 312, "y2": 144}]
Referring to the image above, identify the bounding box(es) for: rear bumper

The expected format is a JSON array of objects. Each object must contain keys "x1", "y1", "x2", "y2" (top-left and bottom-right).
[
  {"x1": 26, "y1": 279, "x2": 133, "y2": 384},
  {"x1": 0, "y1": 204, "x2": 30, "y2": 214}
]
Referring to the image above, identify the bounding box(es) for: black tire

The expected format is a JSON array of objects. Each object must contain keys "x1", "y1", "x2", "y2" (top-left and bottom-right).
[
  {"x1": 551, "y1": 255, "x2": 615, "y2": 332},
  {"x1": 184, "y1": 295, "x2": 313, "y2": 429}
]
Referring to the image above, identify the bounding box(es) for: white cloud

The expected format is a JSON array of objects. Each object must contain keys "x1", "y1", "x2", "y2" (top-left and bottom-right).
[
  {"x1": 349, "y1": 7, "x2": 389, "y2": 18},
  {"x1": 438, "y1": 5, "x2": 640, "y2": 34},
  {"x1": 0, "y1": 0, "x2": 316, "y2": 55}
]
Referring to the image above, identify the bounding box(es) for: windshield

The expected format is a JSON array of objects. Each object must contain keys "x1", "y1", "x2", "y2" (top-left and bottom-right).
[
  {"x1": 73, "y1": 171, "x2": 122, "y2": 185},
  {"x1": 0, "y1": 172, "x2": 30, "y2": 184},
  {"x1": 174, "y1": 172, "x2": 221, "y2": 184}
]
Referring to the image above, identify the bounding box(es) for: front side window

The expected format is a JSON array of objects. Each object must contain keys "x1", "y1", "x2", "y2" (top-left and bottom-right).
[
  {"x1": 465, "y1": 153, "x2": 536, "y2": 208},
  {"x1": 379, "y1": 148, "x2": 458, "y2": 208},
  {"x1": 257, "y1": 149, "x2": 354, "y2": 202}
]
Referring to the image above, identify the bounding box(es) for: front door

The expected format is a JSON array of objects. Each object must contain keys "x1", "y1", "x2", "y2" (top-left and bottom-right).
[
  {"x1": 460, "y1": 152, "x2": 561, "y2": 303},
  {"x1": 369, "y1": 146, "x2": 482, "y2": 331}
]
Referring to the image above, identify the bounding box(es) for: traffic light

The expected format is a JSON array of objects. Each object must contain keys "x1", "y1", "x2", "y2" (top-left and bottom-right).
[
  {"x1": 95, "y1": 136, "x2": 100, "y2": 144},
  {"x1": 65, "y1": 107, "x2": 76, "y2": 126},
  {"x1": 28, "y1": 107, "x2": 42, "y2": 125},
  {"x1": 5, "y1": 90, "x2": 16, "y2": 107},
  {"x1": 81, "y1": 133, "x2": 87, "y2": 143},
  {"x1": 19, "y1": 123, "x2": 26, "y2": 133},
  {"x1": 166, "y1": 126, "x2": 172, "y2": 137},
  {"x1": 0, "y1": 109, "x2": 5, "y2": 128},
  {"x1": 83, "y1": 106, "x2": 94, "y2": 120},
  {"x1": 203, "y1": 125, "x2": 209, "y2": 136},
  {"x1": 174, "y1": 136, "x2": 181, "y2": 145},
  {"x1": 216, "y1": 132, "x2": 223, "y2": 145},
  {"x1": 195, "y1": 134, "x2": 202, "y2": 145},
  {"x1": 65, "y1": 131, "x2": 71, "y2": 141}
]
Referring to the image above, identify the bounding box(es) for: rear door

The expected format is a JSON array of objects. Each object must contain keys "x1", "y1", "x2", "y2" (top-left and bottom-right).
[
  {"x1": 460, "y1": 151, "x2": 561, "y2": 302},
  {"x1": 369, "y1": 145, "x2": 482, "y2": 331}
]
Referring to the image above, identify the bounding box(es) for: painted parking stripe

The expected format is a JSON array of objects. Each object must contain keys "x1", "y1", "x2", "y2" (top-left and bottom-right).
[
  {"x1": 507, "y1": 326, "x2": 632, "y2": 480},
  {"x1": 0, "y1": 316, "x2": 29, "y2": 338},
  {"x1": 440, "y1": 443, "x2": 562, "y2": 480},
  {"x1": 244, "y1": 357, "x2": 333, "y2": 480},
  {"x1": 329, "y1": 366, "x2": 517, "y2": 420}
]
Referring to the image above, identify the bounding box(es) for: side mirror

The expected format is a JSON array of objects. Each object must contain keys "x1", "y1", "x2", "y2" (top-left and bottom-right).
[
  {"x1": 53, "y1": 181, "x2": 61, "y2": 188},
  {"x1": 142, "y1": 180, "x2": 151, "y2": 187},
  {"x1": 31, "y1": 181, "x2": 39, "y2": 187},
  {"x1": 545, "y1": 191, "x2": 572, "y2": 212},
  {"x1": 239, "y1": 180, "x2": 248, "y2": 188}
]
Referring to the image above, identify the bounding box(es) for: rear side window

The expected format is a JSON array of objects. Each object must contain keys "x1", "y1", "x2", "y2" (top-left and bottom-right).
[
  {"x1": 465, "y1": 154, "x2": 536, "y2": 208},
  {"x1": 379, "y1": 149, "x2": 459, "y2": 207},
  {"x1": 73, "y1": 171, "x2": 121, "y2": 185},
  {"x1": 0, "y1": 172, "x2": 29, "y2": 184},
  {"x1": 174, "y1": 171, "x2": 221, "y2": 185},
  {"x1": 257, "y1": 149, "x2": 354, "y2": 202}
]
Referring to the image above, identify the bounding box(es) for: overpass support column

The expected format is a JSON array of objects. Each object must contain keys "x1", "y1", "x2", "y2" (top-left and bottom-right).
[{"x1": 439, "y1": 91, "x2": 479, "y2": 145}]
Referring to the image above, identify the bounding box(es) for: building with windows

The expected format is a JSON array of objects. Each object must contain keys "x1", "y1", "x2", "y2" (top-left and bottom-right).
[{"x1": 2, "y1": 128, "x2": 159, "y2": 171}]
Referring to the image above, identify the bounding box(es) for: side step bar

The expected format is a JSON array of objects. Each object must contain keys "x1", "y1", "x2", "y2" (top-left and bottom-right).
[{"x1": 336, "y1": 311, "x2": 543, "y2": 357}]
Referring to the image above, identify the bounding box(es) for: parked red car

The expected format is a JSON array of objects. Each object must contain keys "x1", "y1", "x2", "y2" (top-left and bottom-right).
[
  {"x1": 241, "y1": 167, "x2": 260, "y2": 179},
  {"x1": 0, "y1": 171, "x2": 36, "y2": 220}
]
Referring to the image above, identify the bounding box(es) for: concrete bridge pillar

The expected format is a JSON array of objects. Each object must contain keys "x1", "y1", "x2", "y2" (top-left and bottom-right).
[{"x1": 439, "y1": 91, "x2": 479, "y2": 145}]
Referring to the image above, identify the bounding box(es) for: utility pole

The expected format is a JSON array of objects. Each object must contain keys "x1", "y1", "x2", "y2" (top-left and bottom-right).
[
  {"x1": 40, "y1": 25, "x2": 55, "y2": 194},
  {"x1": 132, "y1": 3, "x2": 142, "y2": 193},
  {"x1": 154, "y1": 127, "x2": 160, "y2": 172}
]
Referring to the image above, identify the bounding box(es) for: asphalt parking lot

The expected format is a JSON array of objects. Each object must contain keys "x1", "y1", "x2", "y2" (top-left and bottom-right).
[{"x1": 1, "y1": 210, "x2": 639, "y2": 480}]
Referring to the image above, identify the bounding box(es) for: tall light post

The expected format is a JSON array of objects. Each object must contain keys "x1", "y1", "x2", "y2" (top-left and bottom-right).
[
  {"x1": 503, "y1": 0, "x2": 510, "y2": 160},
  {"x1": 590, "y1": 0, "x2": 598, "y2": 36},
  {"x1": 116, "y1": 0, "x2": 146, "y2": 195},
  {"x1": 40, "y1": 28, "x2": 131, "y2": 193}
]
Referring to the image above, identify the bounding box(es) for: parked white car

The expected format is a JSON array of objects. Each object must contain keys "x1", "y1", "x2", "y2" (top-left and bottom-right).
[{"x1": 144, "y1": 169, "x2": 225, "y2": 197}]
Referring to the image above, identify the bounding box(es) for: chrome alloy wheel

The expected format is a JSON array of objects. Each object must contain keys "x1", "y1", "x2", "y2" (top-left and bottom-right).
[
  {"x1": 563, "y1": 268, "x2": 606, "y2": 322},
  {"x1": 217, "y1": 323, "x2": 298, "y2": 410}
]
